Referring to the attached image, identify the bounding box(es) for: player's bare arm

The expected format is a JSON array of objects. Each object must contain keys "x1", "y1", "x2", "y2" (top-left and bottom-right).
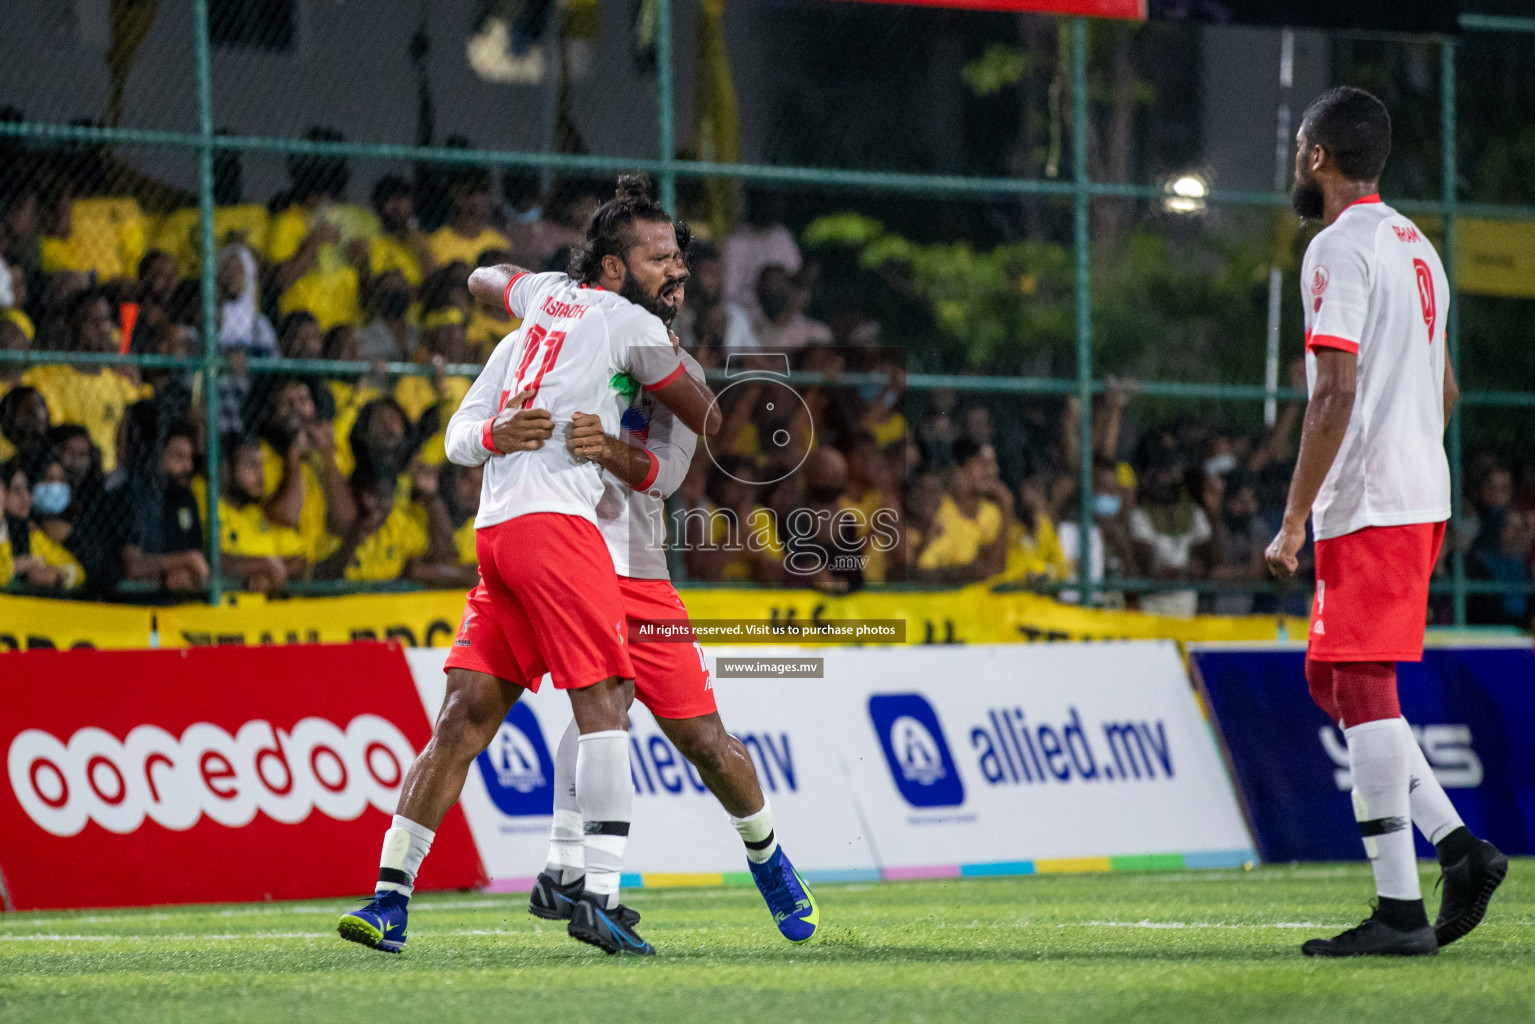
[
  {"x1": 467, "y1": 264, "x2": 534, "y2": 309},
  {"x1": 1444, "y1": 357, "x2": 1460, "y2": 430},
  {"x1": 648, "y1": 373, "x2": 722, "y2": 439},
  {"x1": 1266, "y1": 348, "x2": 1356, "y2": 579},
  {"x1": 565, "y1": 411, "x2": 653, "y2": 487}
]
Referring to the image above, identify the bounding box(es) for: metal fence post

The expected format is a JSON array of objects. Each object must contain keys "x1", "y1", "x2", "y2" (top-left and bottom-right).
[
  {"x1": 193, "y1": 0, "x2": 223, "y2": 606},
  {"x1": 1443, "y1": 37, "x2": 1465, "y2": 626},
  {"x1": 657, "y1": 0, "x2": 677, "y2": 213},
  {"x1": 1072, "y1": 19, "x2": 1094, "y2": 605}
]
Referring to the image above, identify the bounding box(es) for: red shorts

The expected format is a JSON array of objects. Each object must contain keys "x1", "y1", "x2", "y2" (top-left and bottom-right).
[
  {"x1": 622, "y1": 576, "x2": 717, "y2": 720},
  {"x1": 1308, "y1": 520, "x2": 1446, "y2": 663},
  {"x1": 445, "y1": 513, "x2": 634, "y2": 690}
]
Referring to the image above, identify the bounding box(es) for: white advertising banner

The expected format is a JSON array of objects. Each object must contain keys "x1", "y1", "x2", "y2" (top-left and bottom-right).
[{"x1": 405, "y1": 641, "x2": 1254, "y2": 888}]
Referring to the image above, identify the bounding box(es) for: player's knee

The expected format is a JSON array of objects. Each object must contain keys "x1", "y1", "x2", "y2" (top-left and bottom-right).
[
  {"x1": 672, "y1": 720, "x2": 731, "y2": 774},
  {"x1": 434, "y1": 671, "x2": 510, "y2": 753},
  {"x1": 1331, "y1": 661, "x2": 1399, "y2": 728},
  {"x1": 1304, "y1": 657, "x2": 1341, "y2": 723}
]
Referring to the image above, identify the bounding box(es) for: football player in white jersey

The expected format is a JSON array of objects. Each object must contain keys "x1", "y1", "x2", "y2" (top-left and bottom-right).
[
  {"x1": 340, "y1": 176, "x2": 720, "y2": 958},
  {"x1": 1266, "y1": 87, "x2": 1505, "y2": 957},
  {"x1": 511, "y1": 272, "x2": 819, "y2": 943}
]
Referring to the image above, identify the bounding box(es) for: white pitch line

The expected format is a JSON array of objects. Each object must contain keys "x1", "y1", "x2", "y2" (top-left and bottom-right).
[
  {"x1": 0, "y1": 927, "x2": 532, "y2": 944},
  {"x1": 1066, "y1": 920, "x2": 1329, "y2": 930}
]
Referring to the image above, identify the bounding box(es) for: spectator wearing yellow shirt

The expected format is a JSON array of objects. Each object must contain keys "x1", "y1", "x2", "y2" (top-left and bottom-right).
[
  {"x1": 316, "y1": 463, "x2": 455, "y2": 583},
  {"x1": 39, "y1": 185, "x2": 148, "y2": 284},
  {"x1": 260, "y1": 378, "x2": 357, "y2": 564},
  {"x1": 914, "y1": 439, "x2": 1013, "y2": 584},
  {"x1": 427, "y1": 169, "x2": 509, "y2": 269},
  {"x1": 361, "y1": 175, "x2": 433, "y2": 292},
  {"x1": 21, "y1": 290, "x2": 150, "y2": 472},
  {"x1": 205, "y1": 435, "x2": 309, "y2": 594},
  {"x1": 999, "y1": 475, "x2": 1072, "y2": 585},
  {"x1": 683, "y1": 457, "x2": 785, "y2": 583},
  {"x1": 0, "y1": 311, "x2": 31, "y2": 432},
  {"x1": 397, "y1": 307, "x2": 474, "y2": 464},
  {"x1": 267, "y1": 137, "x2": 376, "y2": 332}
]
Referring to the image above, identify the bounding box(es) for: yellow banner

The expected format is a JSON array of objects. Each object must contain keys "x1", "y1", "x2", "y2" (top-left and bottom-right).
[
  {"x1": 0, "y1": 595, "x2": 155, "y2": 652},
  {"x1": 0, "y1": 587, "x2": 1304, "y2": 652}
]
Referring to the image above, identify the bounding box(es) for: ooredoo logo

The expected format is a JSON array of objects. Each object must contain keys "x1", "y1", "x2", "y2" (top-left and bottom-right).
[{"x1": 7, "y1": 715, "x2": 416, "y2": 838}]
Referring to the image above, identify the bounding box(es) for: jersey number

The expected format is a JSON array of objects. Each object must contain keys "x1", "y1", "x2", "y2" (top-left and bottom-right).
[
  {"x1": 510, "y1": 324, "x2": 567, "y2": 408},
  {"x1": 1413, "y1": 258, "x2": 1437, "y2": 344}
]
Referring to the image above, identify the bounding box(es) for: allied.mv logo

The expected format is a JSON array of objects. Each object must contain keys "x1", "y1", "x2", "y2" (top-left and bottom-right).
[
  {"x1": 473, "y1": 704, "x2": 554, "y2": 816},
  {"x1": 868, "y1": 694, "x2": 965, "y2": 807}
]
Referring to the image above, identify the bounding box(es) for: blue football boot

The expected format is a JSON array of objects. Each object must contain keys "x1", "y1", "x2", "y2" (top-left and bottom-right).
[
  {"x1": 749, "y1": 846, "x2": 820, "y2": 942},
  {"x1": 567, "y1": 893, "x2": 655, "y2": 956},
  {"x1": 337, "y1": 890, "x2": 410, "y2": 953}
]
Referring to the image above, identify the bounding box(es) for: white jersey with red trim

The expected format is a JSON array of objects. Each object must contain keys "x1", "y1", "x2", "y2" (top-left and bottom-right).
[
  {"x1": 595, "y1": 347, "x2": 705, "y2": 579},
  {"x1": 444, "y1": 271, "x2": 685, "y2": 529},
  {"x1": 1300, "y1": 196, "x2": 1451, "y2": 540}
]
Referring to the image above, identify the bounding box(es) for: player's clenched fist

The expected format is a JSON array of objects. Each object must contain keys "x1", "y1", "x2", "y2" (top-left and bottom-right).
[
  {"x1": 1265, "y1": 519, "x2": 1306, "y2": 580},
  {"x1": 566, "y1": 411, "x2": 608, "y2": 462},
  {"x1": 490, "y1": 388, "x2": 554, "y2": 452}
]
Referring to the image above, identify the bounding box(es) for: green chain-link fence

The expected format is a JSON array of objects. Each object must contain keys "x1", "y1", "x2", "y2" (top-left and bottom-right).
[{"x1": 1, "y1": 3, "x2": 1533, "y2": 622}]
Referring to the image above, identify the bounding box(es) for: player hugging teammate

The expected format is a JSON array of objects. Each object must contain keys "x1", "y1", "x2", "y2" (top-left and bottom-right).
[
  {"x1": 338, "y1": 175, "x2": 818, "y2": 958},
  {"x1": 1267, "y1": 87, "x2": 1506, "y2": 957}
]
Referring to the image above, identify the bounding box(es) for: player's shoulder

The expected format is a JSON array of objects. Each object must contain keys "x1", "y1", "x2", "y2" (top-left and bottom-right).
[{"x1": 598, "y1": 293, "x2": 669, "y2": 340}]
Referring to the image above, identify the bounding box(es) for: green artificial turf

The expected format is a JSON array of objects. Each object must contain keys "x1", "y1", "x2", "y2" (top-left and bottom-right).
[{"x1": 1, "y1": 862, "x2": 1529, "y2": 1024}]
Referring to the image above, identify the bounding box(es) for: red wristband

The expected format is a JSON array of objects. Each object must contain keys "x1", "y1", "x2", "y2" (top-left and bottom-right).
[
  {"x1": 481, "y1": 417, "x2": 503, "y2": 454},
  {"x1": 636, "y1": 450, "x2": 660, "y2": 491}
]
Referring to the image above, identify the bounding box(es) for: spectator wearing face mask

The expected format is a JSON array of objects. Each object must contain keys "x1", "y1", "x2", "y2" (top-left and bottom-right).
[
  {"x1": 17, "y1": 458, "x2": 87, "y2": 591},
  {"x1": 749, "y1": 264, "x2": 831, "y2": 352},
  {"x1": 120, "y1": 419, "x2": 210, "y2": 592},
  {"x1": 1128, "y1": 462, "x2": 1213, "y2": 618},
  {"x1": 1057, "y1": 457, "x2": 1138, "y2": 607},
  {"x1": 48, "y1": 423, "x2": 121, "y2": 593}
]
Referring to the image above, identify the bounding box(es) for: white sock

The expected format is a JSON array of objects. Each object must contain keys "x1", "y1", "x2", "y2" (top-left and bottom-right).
[
  {"x1": 1399, "y1": 717, "x2": 1464, "y2": 845},
  {"x1": 546, "y1": 720, "x2": 584, "y2": 885},
  {"x1": 1345, "y1": 718, "x2": 1420, "y2": 901},
  {"x1": 376, "y1": 814, "x2": 435, "y2": 897},
  {"x1": 730, "y1": 800, "x2": 778, "y2": 864},
  {"x1": 576, "y1": 729, "x2": 632, "y2": 910}
]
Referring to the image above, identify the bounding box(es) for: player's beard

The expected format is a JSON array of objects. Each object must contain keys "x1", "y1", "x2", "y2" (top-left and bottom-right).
[
  {"x1": 1290, "y1": 175, "x2": 1325, "y2": 220},
  {"x1": 618, "y1": 261, "x2": 681, "y2": 322}
]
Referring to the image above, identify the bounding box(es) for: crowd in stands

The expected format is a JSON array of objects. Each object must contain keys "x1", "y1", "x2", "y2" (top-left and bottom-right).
[{"x1": 0, "y1": 120, "x2": 1530, "y2": 624}]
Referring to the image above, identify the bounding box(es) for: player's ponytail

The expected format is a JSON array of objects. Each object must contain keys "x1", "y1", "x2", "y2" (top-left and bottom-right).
[{"x1": 567, "y1": 173, "x2": 676, "y2": 285}]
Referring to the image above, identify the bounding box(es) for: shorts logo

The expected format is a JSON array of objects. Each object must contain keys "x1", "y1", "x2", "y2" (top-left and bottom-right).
[
  {"x1": 455, "y1": 610, "x2": 475, "y2": 647},
  {"x1": 1313, "y1": 580, "x2": 1326, "y2": 635},
  {"x1": 473, "y1": 705, "x2": 554, "y2": 817},
  {"x1": 868, "y1": 694, "x2": 965, "y2": 808}
]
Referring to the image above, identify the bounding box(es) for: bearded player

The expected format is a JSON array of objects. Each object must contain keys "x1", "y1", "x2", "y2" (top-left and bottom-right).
[
  {"x1": 1267, "y1": 86, "x2": 1506, "y2": 958},
  {"x1": 340, "y1": 175, "x2": 720, "y2": 957},
  {"x1": 497, "y1": 267, "x2": 819, "y2": 943}
]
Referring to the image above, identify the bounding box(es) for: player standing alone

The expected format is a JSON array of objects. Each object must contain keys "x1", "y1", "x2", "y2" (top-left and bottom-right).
[
  {"x1": 1267, "y1": 87, "x2": 1506, "y2": 957},
  {"x1": 339, "y1": 175, "x2": 719, "y2": 957}
]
